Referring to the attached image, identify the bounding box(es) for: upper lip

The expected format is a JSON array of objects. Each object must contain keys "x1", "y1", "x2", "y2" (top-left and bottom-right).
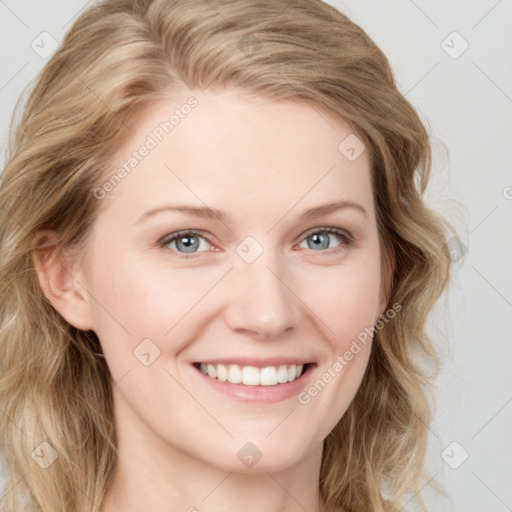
[{"x1": 194, "y1": 357, "x2": 315, "y2": 368}]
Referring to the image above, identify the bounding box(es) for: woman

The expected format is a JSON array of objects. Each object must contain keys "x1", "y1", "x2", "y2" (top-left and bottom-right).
[{"x1": 0, "y1": 1, "x2": 456, "y2": 511}]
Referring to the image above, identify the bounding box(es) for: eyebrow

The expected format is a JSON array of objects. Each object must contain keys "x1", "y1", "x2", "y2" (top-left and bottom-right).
[{"x1": 134, "y1": 200, "x2": 367, "y2": 225}]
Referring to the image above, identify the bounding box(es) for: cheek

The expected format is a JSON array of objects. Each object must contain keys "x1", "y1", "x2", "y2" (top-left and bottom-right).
[
  {"x1": 85, "y1": 249, "x2": 220, "y2": 354},
  {"x1": 301, "y1": 256, "x2": 382, "y2": 343}
]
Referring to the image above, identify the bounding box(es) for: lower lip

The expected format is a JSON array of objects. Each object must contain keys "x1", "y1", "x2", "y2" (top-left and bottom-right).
[{"x1": 192, "y1": 363, "x2": 316, "y2": 403}]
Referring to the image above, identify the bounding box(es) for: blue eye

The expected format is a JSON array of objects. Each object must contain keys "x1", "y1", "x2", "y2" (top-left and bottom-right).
[
  {"x1": 298, "y1": 228, "x2": 353, "y2": 252},
  {"x1": 159, "y1": 227, "x2": 354, "y2": 259},
  {"x1": 160, "y1": 230, "x2": 211, "y2": 257}
]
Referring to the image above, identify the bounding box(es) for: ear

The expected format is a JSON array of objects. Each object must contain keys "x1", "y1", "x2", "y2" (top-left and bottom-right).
[{"x1": 32, "y1": 230, "x2": 95, "y2": 331}]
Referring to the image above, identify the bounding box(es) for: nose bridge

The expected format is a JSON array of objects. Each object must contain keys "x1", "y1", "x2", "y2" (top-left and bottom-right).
[{"x1": 224, "y1": 241, "x2": 300, "y2": 338}]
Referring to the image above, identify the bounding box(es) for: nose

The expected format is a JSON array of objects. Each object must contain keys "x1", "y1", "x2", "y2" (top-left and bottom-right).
[{"x1": 223, "y1": 249, "x2": 301, "y2": 339}]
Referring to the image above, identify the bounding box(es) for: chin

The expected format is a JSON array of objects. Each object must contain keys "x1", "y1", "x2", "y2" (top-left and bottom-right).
[{"x1": 211, "y1": 439, "x2": 312, "y2": 473}]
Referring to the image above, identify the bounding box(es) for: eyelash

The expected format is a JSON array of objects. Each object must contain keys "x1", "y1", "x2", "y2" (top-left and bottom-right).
[{"x1": 158, "y1": 227, "x2": 355, "y2": 259}]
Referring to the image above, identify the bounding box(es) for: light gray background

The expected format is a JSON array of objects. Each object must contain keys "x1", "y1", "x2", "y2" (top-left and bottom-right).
[{"x1": 1, "y1": 1, "x2": 511, "y2": 511}]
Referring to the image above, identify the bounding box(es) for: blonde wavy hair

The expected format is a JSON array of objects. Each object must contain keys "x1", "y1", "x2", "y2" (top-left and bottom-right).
[{"x1": 0, "y1": 0, "x2": 456, "y2": 511}]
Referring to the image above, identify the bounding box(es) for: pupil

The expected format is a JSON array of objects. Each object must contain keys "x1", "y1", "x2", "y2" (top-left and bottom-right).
[
  {"x1": 309, "y1": 233, "x2": 328, "y2": 250},
  {"x1": 178, "y1": 235, "x2": 198, "y2": 253}
]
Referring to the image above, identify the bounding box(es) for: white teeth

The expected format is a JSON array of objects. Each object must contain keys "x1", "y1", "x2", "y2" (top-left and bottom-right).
[
  {"x1": 197, "y1": 362, "x2": 307, "y2": 386},
  {"x1": 260, "y1": 366, "x2": 277, "y2": 386},
  {"x1": 207, "y1": 364, "x2": 217, "y2": 379},
  {"x1": 277, "y1": 364, "x2": 289, "y2": 383},
  {"x1": 242, "y1": 366, "x2": 260, "y2": 386},
  {"x1": 216, "y1": 364, "x2": 228, "y2": 382},
  {"x1": 227, "y1": 364, "x2": 242, "y2": 384}
]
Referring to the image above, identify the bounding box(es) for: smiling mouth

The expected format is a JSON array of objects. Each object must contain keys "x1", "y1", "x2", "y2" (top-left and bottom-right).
[{"x1": 192, "y1": 362, "x2": 312, "y2": 386}]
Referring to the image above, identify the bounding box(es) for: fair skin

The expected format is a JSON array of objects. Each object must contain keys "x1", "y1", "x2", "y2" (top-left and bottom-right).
[{"x1": 35, "y1": 88, "x2": 391, "y2": 512}]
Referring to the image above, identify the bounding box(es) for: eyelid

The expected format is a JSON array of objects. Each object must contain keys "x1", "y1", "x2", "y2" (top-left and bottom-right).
[
  {"x1": 159, "y1": 229, "x2": 216, "y2": 253},
  {"x1": 297, "y1": 226, "x2": 354, "y2": 244}
]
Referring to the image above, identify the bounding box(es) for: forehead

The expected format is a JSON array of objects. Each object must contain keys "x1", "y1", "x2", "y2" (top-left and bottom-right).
[{"x1": 99, "y1": 89, "x2": 374, "y2": 223}]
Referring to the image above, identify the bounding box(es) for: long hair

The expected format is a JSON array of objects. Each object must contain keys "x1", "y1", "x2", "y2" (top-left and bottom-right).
[{"x1": 0, "y1": 1, "x2": 456, "y2": 510}]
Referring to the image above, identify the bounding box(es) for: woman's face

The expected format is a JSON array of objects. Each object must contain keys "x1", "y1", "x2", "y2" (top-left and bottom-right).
[{"x1": 74, "y1": 88, "x2": 388, "y2": 472}]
